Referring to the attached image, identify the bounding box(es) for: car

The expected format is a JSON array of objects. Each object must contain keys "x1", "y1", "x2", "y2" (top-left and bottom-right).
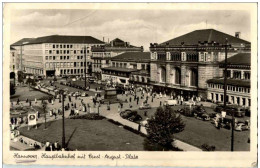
[
  {"x1": 128, "y1": 114, "x2": 142, "y2": 122},
  {"x1": 183, "y1": 100, "x2": 196, "y2": 106},
  {"x1": 72, "y1": 78, "x2": 76, "y2": 81},
  {"x1": 81, "y1": 92, "x2": 88, "y2": 97},
  {"x1": 139, "y1": 104, "x2": 151, "y2": 110},
  {"x1": 215, "y1": 105, "x2": 246, "y2": 117},
  {"x1": 164, "y1": 99, "x2": 178, "y2": 106},
  {"x1": 235, "y1": 123, "x2": 249, "y2": 131},
  {"x1": 120, "y1": 110, "x2": 137, "y2": 119}
]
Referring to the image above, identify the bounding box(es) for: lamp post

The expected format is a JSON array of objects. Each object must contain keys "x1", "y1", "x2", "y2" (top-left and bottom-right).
[
  {"x1": 223, "y1": 38, "x2": 234, "y2": 151},
  {"x1": 59, "y1": 89, "x2": 66, "y2": 149},
  {"x1": 42, "y1": 100, "x2": 47, "y2": 130}
]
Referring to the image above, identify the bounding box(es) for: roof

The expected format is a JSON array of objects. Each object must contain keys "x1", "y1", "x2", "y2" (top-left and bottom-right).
[
  {"x1": 220, "y1": 53, "x2": 251, "y2": 65},
  {"x1": 11, "y1": 35, "x2": 104, "y2": 46},
  {"x1": 111, "y1": 38, "x2": 125, "y2": 43},
  {"x1": 161, "y1": 29, "x2": 250, "y2": 45},
  {"x1": 111, "y1": 52, "x2": 150, "y2": 62},
  {"x1": 101, "y1": 67, "x2": 138, "y2": 73},
  {"x1": 207, "y1": 78, "x2": 250, "y2": 87},
  {"x1": 10, "y1": 46, "x2": 16, "y2": 50},
  {"x1": 11, "y1": 38, "x2": 35, "y2": 46}
]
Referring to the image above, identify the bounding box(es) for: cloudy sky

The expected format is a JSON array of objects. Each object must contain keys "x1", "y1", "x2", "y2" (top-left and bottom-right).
[{"x1": 10, "y1": 9, "x2": 250, "y2": 51}]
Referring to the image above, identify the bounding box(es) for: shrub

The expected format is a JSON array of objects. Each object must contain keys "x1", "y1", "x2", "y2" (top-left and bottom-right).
[
  {"x1": 70, "y1": 113, "x2": 105, "y2": 120},
  {"x1": 201, "y1": 143, "x2": 216, "y2": 151}
]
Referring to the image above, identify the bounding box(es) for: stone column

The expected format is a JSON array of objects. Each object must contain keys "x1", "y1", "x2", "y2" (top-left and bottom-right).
[
  {"x1": 241, "y1": 70, "x2": 244, "y2": 80},
  {"x1": 230, "y1": 69, "x2": 233, "y2": 78}
]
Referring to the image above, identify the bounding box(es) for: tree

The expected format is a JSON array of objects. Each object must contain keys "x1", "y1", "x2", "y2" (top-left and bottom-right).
[
  {"x1": 17, "y1": 71, "x2": 24, "y2": 83},
  {"x1": 10, "y1": 83, "x2": 16, "y2": 95},
  {"x1": 144, "y1": 106, "x2": 185, "y2": 151}
]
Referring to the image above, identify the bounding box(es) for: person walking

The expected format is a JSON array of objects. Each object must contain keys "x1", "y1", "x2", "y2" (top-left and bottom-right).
[
  {"x1": 129, "y1": 97, "x2": 132, "y2": 103},
  {"x1": 118, "y1": 104, "x2": 121, "y2": 113}
]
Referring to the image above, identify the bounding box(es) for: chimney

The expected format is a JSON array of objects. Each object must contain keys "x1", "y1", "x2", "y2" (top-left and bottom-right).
[
  {"x1": 103, "y1": 37, "x2": 105, "y2": 42},
  {"x1": 235, "y1": 32, "x2": 241, "y2": 38}
]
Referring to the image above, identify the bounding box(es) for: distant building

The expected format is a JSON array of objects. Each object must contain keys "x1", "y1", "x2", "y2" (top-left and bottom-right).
[
  {"x1": 91, "y1": 38, "x2": 143, "y2": 79},
  {"x1": 207, "y1": 53, "x2": 251, "y2": 107},
  {"x1": 11, "y1": 35, "x2": 104, "y2": 77},
  {"x1": 10, "y1": 46, "x2": 19, "y2": 73},
  {"x1": 149, "y1": 29, "x2": 250, "y2": 100},
  {"x1": 101, "y1": 52, "x2": 150, "y2": 86}
]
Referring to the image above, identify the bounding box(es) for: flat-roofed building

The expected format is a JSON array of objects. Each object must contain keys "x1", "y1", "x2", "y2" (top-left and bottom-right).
[
  {"x1": 101, "y1": 52, "x2": 150, "y2": 86},
  {"x1": 11, "y1": 35, "x2": 104, "y2": 77},
  {"x1": 207, "y1": 53, "x2": 251, "y2": 107},
  {"x1": 91, "y1": 38, "x2": 143, "y2": 79}
]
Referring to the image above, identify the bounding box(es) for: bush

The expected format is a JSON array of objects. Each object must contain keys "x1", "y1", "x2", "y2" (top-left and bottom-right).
[
  {"x1": 143, "y1": 138, "x2": 183, "y2": 151},
  {"x1": 201, "y1": 143, "x2": 216, "y2": 151},
  {"x1": 70, "y1": 113, "x2": 105, "y2": 120}
]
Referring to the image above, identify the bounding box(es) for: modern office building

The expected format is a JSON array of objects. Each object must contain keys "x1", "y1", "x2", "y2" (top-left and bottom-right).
[
  {"x1": 101, "y1": 52, "x2": 150, "y2": 86},
  {"x1": 91, "y1": 38, "x2": 143, "y2": 79},
  {"x1": 207, "y1": 53, "x2": 251, "y2": 107},
  {"x1": 11, "y1": 35, "x2": 104, "y2": 77},
  {"x1": 149, "y1": 29, "x2": 250, "y2": 100}
]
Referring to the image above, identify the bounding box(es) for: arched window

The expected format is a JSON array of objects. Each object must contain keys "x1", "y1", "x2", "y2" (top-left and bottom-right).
[
  {"x1": 159, "y1": 66, "x2": 166, "y2": 83},
  {"x1": 175, "y1": 67, "x2": 181, "y2": 84},
  {"x1": 190, "y1": 68, "x2": 198, "y2": 86}
]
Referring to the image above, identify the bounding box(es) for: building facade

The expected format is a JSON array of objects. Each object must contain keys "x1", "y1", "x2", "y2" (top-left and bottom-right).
[
  {"x1": 207, "y1": 53, "x2": 251, "y2": 107},
  {"x1": 10, "y1": 46, "x2": 19, "y2": 73},
  {"x1": 101, "y1": 52, "x2": 150, "y2": 86},
  {"x1": 149, "y1": 29, "x2": 250, "y2": 100},
  {"x1": 91, "y1": 38, "x2": 143, "y2": 79},
  {"x1": 11, "y1": 35, "x2": 104, "y2": 77}
]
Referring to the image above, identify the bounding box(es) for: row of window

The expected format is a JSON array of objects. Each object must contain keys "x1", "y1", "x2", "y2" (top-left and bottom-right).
[
  {"x1": 60, "y1": 69, "x2": 85, "y2": 75},
  {"x1": 210, "y1": 92, "x2": 251, "y2": 106},
  {"x1": 45, "y1": 62, "x2": 87, "y2": 68},
  {"x1": 45, "y1": 50, "x2": 89, "y2": 55},
  {"x1": 225, "y1": 70, "x2": 251, "y2": 80},
  {"x1": 45, "y1": 55, "x2": 87, "y2": 60},
  {"x1": 45, "y1": 44, "x2": 93, "y2": 49},
  {"x1": 208, "y1": 83, "x2": 250, "y2": 93},
  {"x1": 102, "y1": 70, "x2": 129, "y2": 77}
]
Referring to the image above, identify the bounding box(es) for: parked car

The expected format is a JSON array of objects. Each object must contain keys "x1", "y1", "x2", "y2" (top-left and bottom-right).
[
  {"x1": 139, "y1": 104, "x2": 151, "y2": 110},
  {"x1": 183, "y1": 100, "x2": 196, "y2": 106},
  {"x1": 128, "y1": 114, "x2": 142, "y2": 122},
  {"x1": 194, "y1": 112, "x2": 210, "y2": 121},
  {"x1": 215, "y1": 105, "x2": 246, "y2": 117},
  {"x1": 235, "y1": 123, "x2": 249, "y2": 131},
  {"x1": 81, "y1": 92, "x2": 87, "y2": 97},
  {"x1": 164, "y1": 99, "x2": 178, "y2": 106},
  {"x1": 72, "y1": 78, "x2": 77, "y2": 82},
  {"x1": 120, "y1": 110, "x2": 137, "y2": 119}
]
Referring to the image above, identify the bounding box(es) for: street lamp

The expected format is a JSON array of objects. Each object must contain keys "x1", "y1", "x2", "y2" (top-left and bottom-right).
[
  {"x1": 42, "y1": 100, "x2": 47, "y2": 130},
  {"x1": 59, "y1": 89, "x2": 66, "y2": 149}
]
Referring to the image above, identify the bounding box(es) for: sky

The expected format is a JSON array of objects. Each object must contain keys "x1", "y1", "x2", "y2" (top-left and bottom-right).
[{"x1": 10, "y1": 9, "x2": 251, "y2": 51}]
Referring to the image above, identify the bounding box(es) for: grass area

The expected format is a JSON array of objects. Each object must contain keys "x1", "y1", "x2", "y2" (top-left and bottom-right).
[
  {"x1": 19, "y1": 118, "x2": 145, "y2": 151},
  {"x1": 135, "y1": 105, "x2": 250, "y2": 151},
  {"x1": 10, "y1": 86, "x2": 51, "y2": 102}
]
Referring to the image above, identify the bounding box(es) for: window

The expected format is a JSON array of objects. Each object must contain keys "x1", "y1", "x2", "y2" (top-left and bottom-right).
[
  {"x1": 53, "y1": 56, "x2": 56, "y2": 60},
  {"x1": 81, "y1": 56, "x2": 83, "y2": 59},
  {"x1": 60, "y1": 56, "x2": 63, "y2": 60},
  {"x1": 74, "y1": 50, "x2": 76, "y2": 54},
  {"x1": 141, "y1": 64, "x2": 145, "y2": 70},
  {"x1": 49, "y1": 56, "x2": 52, "y2": 60},
  {"x1": 49, "y1": 50, "x2": 52, "y2": 54},
  {"x1": 56, "y1": 45, "x2": 59, "y2": 48},
  {"x1": 64, "y1": 45, "x2": 66, "y2": 48},
  {"x1": 87, "y1": 50, "x2": 90, "y2": 53},
  {"x1": 70, "y1": 45, "x2": 73, "y2": 48},
  {"x1": 53, "y1": 44, "x2": 55, "y2": 48},
  {"x1": 67, "y1": 56, "x2": 69, "y2": 60},
  {"x1": 244, "y1": 72, "x2": 250, "y2": 80},
  {"x1": 56, "y1": 50, "x2": 59, "y2": 54},
  {"x1": 45, "y1": 56, "x2": 48, "y2": 60},
  {"x1": 67, "y1": 45, "x2": 69, "y2": 48},
  {"x1": 64, "y1": 56, "x2": 66, "y2": 60},
  {"x1": 60, "y1": 45, "x2": 62, "y2": 48},
  {"x1": 112, "y1": 62, "x2": 115, "y2": 67},
  {"x1": 74, "y1": 62, "x2": 77, "y2": 67},
  {"x1": 106, "y1": 60, "x2": 109, "y2": 64},
  {"x1": 67, "y1": 50, "x2": 69, "y2": 54},
  {"x1": 81, "y1": 62, "x2": 83, "y2": 67},
  {"x1": 124, "y1": 63, "x2": 127, "y2": 68},
  {"x1": 77, "y1": 56, "x2": 80, "y2": 59}
]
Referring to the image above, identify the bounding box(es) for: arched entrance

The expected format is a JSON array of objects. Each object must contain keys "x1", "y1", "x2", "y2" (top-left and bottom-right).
[
  {"x1": 158, "y1": 66, "x2": 166, "y2": 83},
  {"x1": 189, "y1": 68, "x2": 198, "y2": 87}
]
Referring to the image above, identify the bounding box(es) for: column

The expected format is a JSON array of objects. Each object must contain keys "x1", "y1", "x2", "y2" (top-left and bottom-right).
[
  {"x1": 241, "y1": 70, "x2": 244, "y2": 80},
  {"x1": 245, "y1": 98, "x2": 249, "y2": 107},
  {"x1": 213, "y1": 93, "x2": 216, "y2": 102},
  {"x1": 230, "y1": 69, "x2": 233, "y2": 78}
]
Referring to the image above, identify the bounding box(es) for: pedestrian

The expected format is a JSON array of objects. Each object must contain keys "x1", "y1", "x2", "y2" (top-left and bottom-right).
[
  {"x1": 17, "y1": 98, "x2": 20, "y2": 105},
  {"x1": 26, "y1": 98, "x2": 29, "y2": 103},
  {"x1": 45, "y1": 142, "x2": 52, "y2": 151},
  {"x1": 49, "y1": 109, "x2": 53, "y2": 117},
  {"x1": 52, "y1": 99, "x2": 54, "y2": 105},
  {"x1": 151, "y1": 97, "x2": 154, "y2": 103},
  {"x1": 138, "y1": 124, "x2": 141, "y2": 132},
  {"x1": 107, "y1": 103, "x2": 110, "y2": 111},
  {"x1": 129, "y1": 97, "x2": 132, "y2": 103},
  {"x1": 35, "y1": 98, "x2": 37, "y2": 104},
  {"x1": 160, "y1": 101, "x2": 162, "y2": 106},
  {"x1": 74, "y1": 103, "x2": 77, "y2": 108},
  {"x1": 118, "y1": 104, "x2": 121, "y2": 113},
  {"x1": 29, "y1": 100, "x2": 32, "y2": 107},
  {"x1": 144, "y1": 111, "x2": 147, "y2": 116}
]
